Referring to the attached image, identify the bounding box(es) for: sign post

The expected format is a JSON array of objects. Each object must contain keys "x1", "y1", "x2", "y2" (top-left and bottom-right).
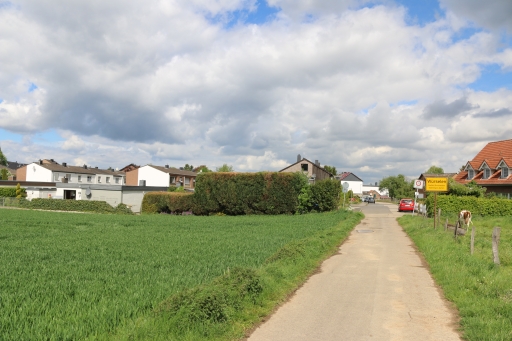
[
  {"x1": 425, "y1": 177, "x2": 449, "y2": 228},
  {"x1": 342, "y1": 182, "x2": 349, "y2": 209},
  {"x1": 413, "y1": 180, "x2": 424, "y2": 217}
]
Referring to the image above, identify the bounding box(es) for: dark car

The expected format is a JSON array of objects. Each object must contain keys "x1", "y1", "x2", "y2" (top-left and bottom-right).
[
  {"x1": 398, "y1": 198, "x2": 414, "y2": 212},
  {"x1": 367, "y1": 196, "x2": 375, "y2": 203}
]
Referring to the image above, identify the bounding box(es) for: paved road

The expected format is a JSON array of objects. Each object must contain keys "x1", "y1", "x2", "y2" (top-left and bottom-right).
[{"x1": 248, "y1": 202, "x2": 461, "y2": 341}]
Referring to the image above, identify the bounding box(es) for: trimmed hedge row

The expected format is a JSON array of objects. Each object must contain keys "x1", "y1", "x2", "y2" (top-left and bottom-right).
[
  {"x1": 193, "y1": 172, "x2": 307, "y2": 215},
  {"x1": 18, "y1": 198, "x2": 133, "y2": 214},
  {"x1": 141, "y1": 192, "x2": 194, "y2": 214},
  {"x1": 425, "y1": 194, "x2": 512, "y2": 216},
  {"x1": 0, "y1": 187, "x2": 26, "y2": 198},
  {"x1": 298, "y1": 179, "x2": 341, "y2": 213}
]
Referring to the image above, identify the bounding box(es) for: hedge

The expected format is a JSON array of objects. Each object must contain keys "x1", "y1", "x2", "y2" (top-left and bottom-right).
[
  {"x1": 141, "y1": 192, "x2": 194, "y2": 214},
  {"x1": 17, "y1": 199, "x2": 133, "y2": 214},
  {"x1": 425, "y1": 194, "x2": 512, "y2": 217},
  {"x1": 193, "y1": 172, "x2": 307, "y2": 215},
  {"x1": 0, "y1": 187, "x2": 26, "y2": 198},
  {"x1": 298, "y1": 179, "x2": 341, "y2": 213}
]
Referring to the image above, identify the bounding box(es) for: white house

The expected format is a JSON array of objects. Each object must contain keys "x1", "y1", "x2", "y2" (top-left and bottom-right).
[
  {"x1": 125, "y1": 164, "x2": 197, "y2": 189},
  {"x1": 336, "y1": 172, "x2": 364, "y2": 195},
  {"x1": 362, "y1": 183, "x2": 389, "y2": 198}
]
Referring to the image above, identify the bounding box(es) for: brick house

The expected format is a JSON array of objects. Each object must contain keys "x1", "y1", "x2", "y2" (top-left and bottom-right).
[
  {"x1": 453, "y1": 139, "x2": 512, "y2": 199},
  {"x1": 279, "y1": 155, "x2": 334, "y2": 183}
]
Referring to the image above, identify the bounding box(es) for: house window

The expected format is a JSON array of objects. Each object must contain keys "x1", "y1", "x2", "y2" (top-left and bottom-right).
[
  {"x1": 301, "y1": 164, "x2": 308, "y2": 172},
  {"x1": 115, "y1": 177, "x2": 120, "y2": 184},
  {"x1": 502, "y1": 168, "x2": 509, "y2": 178},
  {"x1": 467, "y1": 169, "x2": 474, "y2": 180},
  {"x1": 54, "y1": 173, "x2": 59, "y2": 181},
  {"x1": 483, "y1": 168, "x2": 491, "y2": 179},
  {"x1": 185, "y1": 177, "x2": 190, "y2": 185},
  {"x1": 66, "y1": 174, "x2": 71, "y2": 181},
  {"x1": 106, "y1": 177, "x2": 110, "y2": 183},
  {"x1": 78, "y1": 175, "x2": 82, "y2": 182},
  {"x1": 87, "y1": 176, "x2": 92, "y2": 182},
  {"x1": 170, "y1": 176, "x2": 176, "y2": 184},
  {"x1": 97, "y1": 176, "x2": 101, "y2": 183}
]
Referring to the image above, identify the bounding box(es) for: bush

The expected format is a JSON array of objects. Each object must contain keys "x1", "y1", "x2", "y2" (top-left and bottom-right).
[
  {"x1": 0, "y1": 187, "x2": 20, "y2": 197},
  {"x1": 19, "y1": 198, "x2": 133, "y2": 214},
  {"x1": 193, "y1": 172, "x2": 308, "y2": 215},
  {"x1": 141, "y1": 192, "x2": 195, "y2": 214},
  {"x1": 298, "y1": 179, "x2": 341, "y2": 213},
  {"x1": 425, "y1": 194, "x2": 512, "y2": 216}
]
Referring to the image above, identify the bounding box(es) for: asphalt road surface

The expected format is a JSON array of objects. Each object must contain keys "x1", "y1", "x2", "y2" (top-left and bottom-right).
[{"x1": 248, "y1": 202, "x2": 461, "y2": 341}]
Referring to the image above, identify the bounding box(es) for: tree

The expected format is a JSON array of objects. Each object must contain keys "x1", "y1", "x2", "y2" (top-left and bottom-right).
[
  {"x1": 0, "y1": 147, "x2": 7, "y2": 166},
  {"x1": 216, "y1": 164, "x2": 234, "y2": 172},
  {"x1": 323, "y1": 165, "x2": 337, "y2": 176},
  {"x1": 379, "y1": 174, "x2": 414, "y2": 200},
  {"x1": 194, "y1": 165, "x2": 212, "y2": 173},
  {"x1": 425, "y1": 165, "x2": 444, "y2": 174},
  {"x1": 183, "y1": 164, "x2": 194, "y2": 171},
  {"x1": 0, "y1": 168, "x2": 9, "y2": 180}
]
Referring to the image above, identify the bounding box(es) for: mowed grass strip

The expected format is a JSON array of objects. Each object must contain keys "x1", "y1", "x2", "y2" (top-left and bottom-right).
[
  {"x1": 0, "y1": 209, "x2": 361, "y2": 340},
  {"x1": 398, "y1": 215, "x2": 512, "y2": 341}
]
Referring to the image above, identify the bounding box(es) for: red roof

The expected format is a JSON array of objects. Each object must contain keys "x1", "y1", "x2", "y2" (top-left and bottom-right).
[{"x1": 473, "y1": 139, "x2": 512, "y2": 164}]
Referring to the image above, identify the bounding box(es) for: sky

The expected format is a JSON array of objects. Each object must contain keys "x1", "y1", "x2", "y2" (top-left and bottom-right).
[{"x1": 1, "y1": 0, "x2": 512, "y2": 184}]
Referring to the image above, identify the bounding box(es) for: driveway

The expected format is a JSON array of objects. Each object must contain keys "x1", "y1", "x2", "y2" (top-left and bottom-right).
[{"x1": 248, "y1": 202, "x2": 461, "y2": 341}]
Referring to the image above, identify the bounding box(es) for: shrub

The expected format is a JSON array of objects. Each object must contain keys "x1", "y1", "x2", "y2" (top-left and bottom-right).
[
  {"x1": 19, "y1": 198, "x2": 133, "y2": 214},
  {"x1": 141, "y1": 192, "x2": 194, "y2": 214},
  {"x1": 425, "y1": 194, "x2": 512, "y2": 216},
  {"x1": 0, "y1": 187, "x2": 20, "y2": 197},
  {"x1": 297, "y1": 179, "x2": 341, "y2": 213}
]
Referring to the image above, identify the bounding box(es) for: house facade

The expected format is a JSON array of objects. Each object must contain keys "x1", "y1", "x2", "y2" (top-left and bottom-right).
[
  {"x1": 125, "y1": 164, "x2": 197, "y2": 189},
  {"x1": 336, "y1": 172, "x2": 364, "y2": 195},
  {"x1": 454, "y1": 139, "x2": 512, "y2": 198},
  {"x1": 279, "y1": 155, "x2": 334, "y2": 182}
]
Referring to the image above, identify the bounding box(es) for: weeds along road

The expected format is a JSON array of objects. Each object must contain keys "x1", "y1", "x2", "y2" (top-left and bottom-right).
[{"x1": 248, "y1": 202, "x2": 461, "y2": 341}]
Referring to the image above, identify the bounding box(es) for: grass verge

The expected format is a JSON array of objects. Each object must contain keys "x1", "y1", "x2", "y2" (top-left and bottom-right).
[
  {"x1": 398, "y1": 215, "x2": 512, "y2": 341},
  {"x1": 102, "y1": 210, "x2": 364, "y2": 340}
]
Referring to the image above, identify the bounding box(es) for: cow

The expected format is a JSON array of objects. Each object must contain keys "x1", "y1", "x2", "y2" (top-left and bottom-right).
[{"x1": 458, "y1": 210, "x2": 473, "y2": 229}]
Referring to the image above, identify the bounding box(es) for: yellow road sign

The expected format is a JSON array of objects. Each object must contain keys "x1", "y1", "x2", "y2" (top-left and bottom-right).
[{"x1": 425, "y1": 177, "x2": 448, "y2": 192}]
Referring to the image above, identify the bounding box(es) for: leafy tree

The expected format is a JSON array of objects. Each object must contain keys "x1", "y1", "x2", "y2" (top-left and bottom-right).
[
  {"x1": 216, "y1": 164, "x2": 234, "y2": 172},
  {"x1": 1, "y1": 168, "x2": 9, "y2": 180},
  {"x1": 183, "y1": 164, "x2": 194, "y2": 171},
  {"x1": 447, "y1": 178, "x2": 485, "y2": 197},
  {"x1": 323, "y1": 165, "x2": 337, "y2": 176},
  {"x1": 0, "y1": 147, "x2": 7, "y2": 166},
  {"x1": 379, "y1": 174, "x2": 414, "y2": 200},
  {"x1": 195, "y1": 165, "x2": 212, "y2": 173},
  {"x1": 425, "y1": 165, "x2": 444, "y2": 174}
]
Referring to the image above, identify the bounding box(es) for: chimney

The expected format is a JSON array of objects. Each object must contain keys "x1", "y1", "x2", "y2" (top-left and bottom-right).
[
  {"x1": 62, "y1": 162, "x2": 67, "y2": 167},
  {"x1": 39, "y1": 159, "x2": 43, "y2": 165},
  {"x1": 179, "y1": 167, "x2": 184, "y2": 170},
  {"x1": 165, "y1": 164, "x2": 169, "y2": 168},
  {"x1": 297, "y1": 154, "x2": 301, "y2": 162},
  {"x1": 95, "y1": 166, "x2": 98, "y2": 169},
  {"x1": 83, "y1": 164, "x2": 87, "y2": 169},
  {"x1": 315, "y1": 160, "x2": 320, "y2": 167}
]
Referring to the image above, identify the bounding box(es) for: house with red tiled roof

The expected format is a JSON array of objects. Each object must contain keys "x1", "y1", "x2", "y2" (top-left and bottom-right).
[
  {"x1": 336, "y1": 172, "x2": 363, "y2": 194},
  {"x1": 454, "y1": 139, "x2": 512, "y2": 198}
]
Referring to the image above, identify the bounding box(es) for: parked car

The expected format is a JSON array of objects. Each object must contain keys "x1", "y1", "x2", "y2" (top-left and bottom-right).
[
  {"x1": 367, "y1": 196, "x2": 375, "y2": 203},
  {"x1": 398, "y1": 198, "x2": 414, "y2": 212}
]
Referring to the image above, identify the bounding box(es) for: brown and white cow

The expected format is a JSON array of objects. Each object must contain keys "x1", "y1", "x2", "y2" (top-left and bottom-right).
[{"x1": 459, "y1": 210, "x2": 473, "y2": 229}]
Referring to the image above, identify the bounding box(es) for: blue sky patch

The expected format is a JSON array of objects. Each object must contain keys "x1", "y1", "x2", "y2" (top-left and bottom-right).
[
  {"x1": 393, "y1": 100, "x2": 419, "y2": 107},
  {"x1": 469, "y1": 64, "x2": 512, "y2": 92},
  {"x1": 0, "y1": 128, "x2": 23, "y2": 143},
  {"x1": 395, "y1": 0, "x2": 442, "y2": 26},
  {"x1": 33, "y1": 129, "x2": 64, "y2": 143},
  {"x1": 452, "y1": 27, "x2": 482, "y2": 43},
  {"x1": 28, "y1": 82, "x2": 38, "y2": 92},
  {"x1": 209, "y1": 0, "x2": 280, "y2": 28}
]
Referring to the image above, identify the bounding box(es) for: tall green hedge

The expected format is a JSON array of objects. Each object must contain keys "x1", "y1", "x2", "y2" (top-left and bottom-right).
[
  {"x1": 0, "y1": 187, "x2": 26, "y2": 198},
  {"x1": 297, "y1": 179, "x2": 341, "y2": 213},
  {"x1": 141, "y1": 192, "x2": 194, "y2": 214},
  {"x1": 425, "y1": 194, "x2": 512, "y2": 216},
  {"x1": 18, "y1": 199, "x2": 133, "y2": 214},
  {"x1": 193, "y1": 172, "x2": 307, "y2": 215}
]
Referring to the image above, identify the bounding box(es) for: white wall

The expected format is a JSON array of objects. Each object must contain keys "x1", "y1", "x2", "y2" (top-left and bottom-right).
[
  {"x1": 138, "y1": 166, "x2": 169, "y2": 187},
  {"x1": 25, "y1": 163, "x2": 53, "y2": 182},
  {"x1": 341, "y1": 181, "x2": 363, "y2": 195},
  {"x1": 122, "y1": 192, "x2": 145, "y2": 213},
  {"x1": 363, "y1": 185, "x2": 389, "y2": 196}
]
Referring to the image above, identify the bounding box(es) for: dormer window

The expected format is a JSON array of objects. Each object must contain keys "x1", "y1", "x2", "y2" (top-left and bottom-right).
[
  {"x1": 502, "y1": 168, "x2": 509, "y2": 178},
  {"x1": 467, "y1": 169, "x2": 474, "y2": 180},
  {"x1": 483, "y1": 168, "x2": 491, "y2": 179}
]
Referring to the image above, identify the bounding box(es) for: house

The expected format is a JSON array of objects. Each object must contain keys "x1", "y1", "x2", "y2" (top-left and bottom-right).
[
  {"x1": 362, "y1": 182, "x2": 389, "y2": 198},
  {"x1": 336, "y1": 172, "x2": 364, "y2": 195},
  {"x1": 17, "y1": 160, "x2": 126, "y2": 200},
  {"x1": 0, "y1": 161, "x2": 27, "y2": 180},
  {"x1": 279, "y1": 155, "x2": 334, "y2": 183},
  {"x1": 454, "y1": 139, "x2": 512, "y2": 198},
  {"x1": 125, "y1": 164, "x2": 197, "y2": 189},
  {"x1": 417, "y1": 173, "x2": 457, "y2": 198}
]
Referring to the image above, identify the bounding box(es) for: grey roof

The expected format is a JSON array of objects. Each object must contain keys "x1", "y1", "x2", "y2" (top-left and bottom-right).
[
  {"x1": 279, "y1": 157, "x2": 334, "y2": 177},
  {"x1": 37, "y1": 163, "x2": 125, "y2": 176},
  {"x1": 149, "y1": 165, "x2": 197, "y2": 177}
]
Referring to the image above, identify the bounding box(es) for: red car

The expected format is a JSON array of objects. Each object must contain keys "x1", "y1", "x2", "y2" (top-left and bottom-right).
[{"x1": 398, "y1": 198, "x2": 414, "y2": 212}]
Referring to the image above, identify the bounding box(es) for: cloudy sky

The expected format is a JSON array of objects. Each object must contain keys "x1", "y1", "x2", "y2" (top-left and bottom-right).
[{"x1": 1, "y1": 0, "x2": 511, "y2": 183}]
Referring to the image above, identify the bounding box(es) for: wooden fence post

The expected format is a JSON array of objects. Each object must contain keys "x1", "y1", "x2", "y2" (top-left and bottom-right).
[
  {"x1": 437, "y1": 208, "x2": 441, "y2": 229},
  {"x1": 492, "y1": 227, "x2": 501, "y2": 265},
  {"x1": 444, "y1": 218, "x2": 448, "y2": 231},
  {"x1": 470, "y1": 226, "x2": 475, "y2": 255}
]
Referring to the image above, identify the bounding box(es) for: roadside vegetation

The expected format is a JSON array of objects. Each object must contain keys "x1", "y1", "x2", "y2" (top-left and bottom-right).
[
  {"x1": 398, "y1": 215, "x2": 512, "y2": 341},
  {"x1": 1, "y1": 208, "x2": 362, "y2": 340}
]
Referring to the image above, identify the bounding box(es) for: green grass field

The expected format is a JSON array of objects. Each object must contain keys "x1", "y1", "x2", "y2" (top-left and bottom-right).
[
  {"x1": 398, "y1": 215, "x2": 512, "y2": 341},
  {"x1": 0, "y1": 209, "x2": 361, "y2": 340}
]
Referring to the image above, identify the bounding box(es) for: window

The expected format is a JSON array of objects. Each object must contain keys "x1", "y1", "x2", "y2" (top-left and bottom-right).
[
  {"x1": 467, "y1": 169, "x2": 474, "y2": 180},
  {"x1": 483, "y1": 168, "x2": 491, "y2": 179},
  {"x1": 78, "y1": 175, "x2": 82, "y2": 182},
  {"x1": 170, "y1": 176, "x2": 176, "y2": 184},
  {"x1": 502, "y1": 168, "x2": 509, "y2": 178},
  {"x1": 87, "y1": 176, "x2": 92, "y2": 182},
  {"x1": 301, "y1": 164, "x2": 308, "y2": 172},
  {"x1": 97, "y1": 176, "x2": 101, "y2": 183},
  {"x1": 115, "y1": 177, "x2": 120, "y2": 184},
  {"x1": 185, "y1": 177, "x2": 190, "y2": 185},
  {"x1": 106, "y1": 177, "x2": 110, "y2": 183},
  {"x1": 66, "y1": 174, "x2": 71, "y2": 181},
  {"x1": 54, "y1": 173, "x2": 59, "y2": 181}
]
